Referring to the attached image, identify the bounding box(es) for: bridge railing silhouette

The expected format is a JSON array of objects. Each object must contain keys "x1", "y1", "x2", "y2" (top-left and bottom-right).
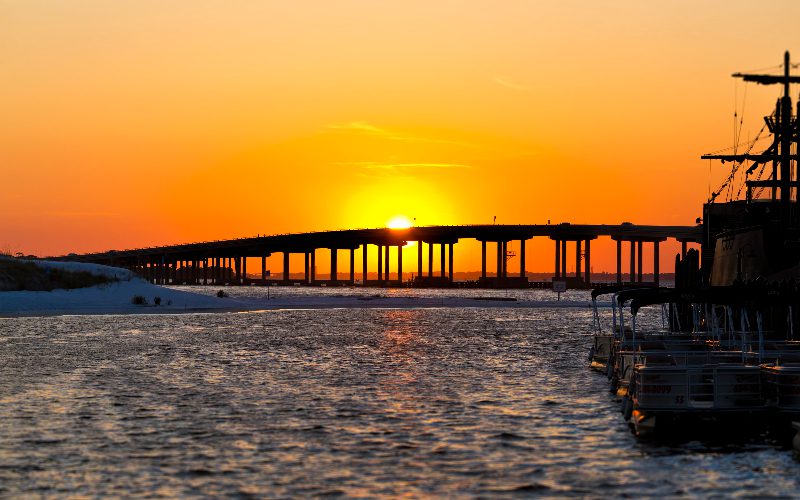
[{"x1": 56, "y1": 223, "x2": 701, "y2": 289}]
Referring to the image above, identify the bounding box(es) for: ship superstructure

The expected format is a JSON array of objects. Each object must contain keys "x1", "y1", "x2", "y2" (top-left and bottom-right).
[{"x1": 701, "y1": 51, "x2": 800, "y2": 285}]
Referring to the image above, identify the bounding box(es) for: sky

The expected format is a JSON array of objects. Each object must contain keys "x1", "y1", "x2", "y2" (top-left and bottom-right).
[{"x1": 2, "y1": 0, "x2": 799, "y2": 273}]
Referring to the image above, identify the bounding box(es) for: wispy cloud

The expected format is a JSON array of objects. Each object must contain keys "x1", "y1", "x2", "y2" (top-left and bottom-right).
[
  {"x1": 338, "y1": 161, "x2": 472, "y2": 170},
  {"x1": 44, "y1": 210, "x2": 119, "y2": 218},
  {"x1": 326, "y1": 121, "x2": 475, "y2": 148},
  {"x1": 493, "y1": 76, "x2": 532, "y2": 91},
  {"x1": 326, "y1": 121, "x2": 385, "y2": 134}
]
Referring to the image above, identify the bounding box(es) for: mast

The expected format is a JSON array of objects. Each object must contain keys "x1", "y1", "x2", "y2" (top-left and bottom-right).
[
  {"x1": 780, "y1": 51, "x2": 793, "y2": 222},
  {"x1": 702, "y1": 51, "x2": 800, "y2": 226}
]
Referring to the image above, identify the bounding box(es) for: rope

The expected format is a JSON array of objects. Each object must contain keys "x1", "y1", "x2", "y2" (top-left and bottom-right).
[{"x1": 708, "y1": 120, "x2": 770, "y2": 203}]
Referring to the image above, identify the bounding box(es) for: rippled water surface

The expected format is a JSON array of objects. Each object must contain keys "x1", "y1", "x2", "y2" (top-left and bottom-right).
[{"x1": 1, "y1": 289, "x2": 798, "y2": 497}]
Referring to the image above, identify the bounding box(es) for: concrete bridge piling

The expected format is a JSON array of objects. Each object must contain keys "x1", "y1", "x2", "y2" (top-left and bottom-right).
[{"x1": 58, "y1": 224, "x2": 700, "y2": 288}]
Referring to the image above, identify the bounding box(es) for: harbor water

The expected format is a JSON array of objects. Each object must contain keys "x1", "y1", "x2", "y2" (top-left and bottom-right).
[{"x1": 1, "y1": 288, "x2": 798, "y2": 497}]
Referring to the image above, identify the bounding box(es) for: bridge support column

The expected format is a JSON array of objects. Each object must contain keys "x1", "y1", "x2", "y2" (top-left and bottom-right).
[
  {"x1": 575, "y1": 240, "x2": 582, "y2": 281},
  {"x1": 235, "y1": 257, "x2": 241, "y2": 284},
  {"x1": 616, "y1": 240, "x2": 622, "y2": 283},
  {"x1": 330, "y1": 249, "x2": 338, "y2": 283},
  {"x1": 637, "y1": 241, "x2": 643, "y2": 283},
  {"x1": 681, "y1": 241, "x2": 687, "y2": 258},
  {"x1": 561, "y1": 240, "x2": 567, "y2": 278},
  {"x1": 311, "y1": 250, "x2": 316, "y2": 283},
  {"x1": 304, "y1": 252, "x2": 310, "y2": 284},
  {"x1": 502, "y1": 241, "x2": 508, "y2": 279},
  {"x1": 448, "y1": 243, "x2": 454, "y2": 282},
  {"x1": 440, "y1": 243, "x2": 445, "y2": 278},
  {"x1": 554, "y1": 240, "x2": 560, "y2": 279},
  {"x1": 584, "y1": 240, "x2": 591, "y2": 285},
  {"x1": 497, "y1": 242, "x2": 503, "y2": 282},
  {"x1": 397, "y1": 245, "x2": 403, "y2": 284},
  {"x1": 362, "y1": 244, "x2": 368, "y2": 285},
  {"x1": 242, "y1": 257, "x2": 247, "y2": 284},
  {"x1": 283, "y1": 252, "x2": 290, "y2": 283},
  {"x1": 653, "y1": 242, "x2": 660, "y2": 286},
  {"x1": 481, "y1": 241, "x2": 487, "y2": 278},
  {"x1": 202, "y1": 259, "x2": 208, "y2": 285},
  {"x1": 428, "y1": 243, "x2": 433, "y2": 277},
  {"x1": 629, "y1": 241, "x2": 635, "y2": 283},
  {"x1": 417, "y1": 241, "x2": 423, "y2": 281},
  {"x1": 261, "y1": 256, "x2": 267, "y2": 282},
  {"x1": 519, "y1": 239, "x2": 526, "y2": 279},
  {"x1": 384, "y1": 245, "x2": 390, "y2": 283},
  {"x1": 350, "y1": 248, "x2": 355, "y2": 284},
  {"x1": 378, "y1": 245, "x2": 383, "y2": 282}
]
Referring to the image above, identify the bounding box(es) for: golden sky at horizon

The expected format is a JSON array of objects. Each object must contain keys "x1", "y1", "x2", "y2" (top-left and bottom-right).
[{"x1": 3, "y1": 0, "x2": 799, "y2": 272}]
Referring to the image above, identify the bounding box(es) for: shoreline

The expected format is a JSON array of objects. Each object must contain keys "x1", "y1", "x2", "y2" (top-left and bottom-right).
[
  {"x1": 0, "y1": 260, "x2": 592, "y2": 318},
  {"x1": 0, "y1": 295, "x2": 592, "y2": 319}
]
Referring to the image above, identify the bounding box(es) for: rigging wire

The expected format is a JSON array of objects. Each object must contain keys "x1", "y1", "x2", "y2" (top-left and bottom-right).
[
  {"x1": 703, "y1": 133, "x2": 772, "y2": 156},
  {"x1": 708, "y1": 120, "x2": 769, "y2": 203},
  {"x1": 742, "y1": 64, "x2": 783, "y2": 73},
  {"x1": 735, "y1": 83, "x2": 748, "y2": 152}
]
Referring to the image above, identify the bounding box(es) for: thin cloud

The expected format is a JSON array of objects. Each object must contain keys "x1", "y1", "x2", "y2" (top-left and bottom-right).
[
  {"x1": 326, "y1": 121, "x2": 385, "y2": 134},
  {"x1": 326, "y1": 121, "x2": 474, "y2": 148},
  {"x1": 339, "y1": 161, "x2": 472, "y2": 170},
  {"x1": 44, "y1": 210, "x2": 119, "y2": 218},
  {"x1": 493, "y1": 76, "x2": 532, "y2": 91}
]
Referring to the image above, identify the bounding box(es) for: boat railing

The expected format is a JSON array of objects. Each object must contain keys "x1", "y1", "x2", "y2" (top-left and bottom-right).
[
  {"x1": 761, "y1": 362, "x2": 800, "y2": 409},
  {"x1": 632, "y1": 364, "x2": 763, "y2": 411}
]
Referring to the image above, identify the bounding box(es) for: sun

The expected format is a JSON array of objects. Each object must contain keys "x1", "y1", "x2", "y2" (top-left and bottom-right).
[{"x1": 386, "y1": 215, "x2": 413, "y2": 229}]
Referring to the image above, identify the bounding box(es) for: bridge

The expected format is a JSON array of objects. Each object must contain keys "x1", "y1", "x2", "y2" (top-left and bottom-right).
[{"x1": 59, "y1": 223, "x2": 701, "y2": 288}]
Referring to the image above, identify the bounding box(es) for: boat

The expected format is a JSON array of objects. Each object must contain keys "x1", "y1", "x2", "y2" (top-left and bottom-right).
[{"x1": 591, "y1": 52, "x2": 800, "y2": 444}]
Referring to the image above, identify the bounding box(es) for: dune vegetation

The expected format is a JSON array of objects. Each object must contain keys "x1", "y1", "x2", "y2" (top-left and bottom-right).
[{"x1": 0, "y1": 257, "x2": 115, "y2": 292}]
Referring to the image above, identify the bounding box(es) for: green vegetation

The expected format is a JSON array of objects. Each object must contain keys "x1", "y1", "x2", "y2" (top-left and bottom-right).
[{"x1": 0, "y1": 258, "x2": 115, "y2": 291}]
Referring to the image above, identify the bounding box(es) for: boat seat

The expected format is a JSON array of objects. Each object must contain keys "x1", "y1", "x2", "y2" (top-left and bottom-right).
[
  {"x1": 642, "y1": 354, "x2": 676, "y2": 366},
  {"x1": 637, "y1": 341, "x2": 666, "y2": 351}
]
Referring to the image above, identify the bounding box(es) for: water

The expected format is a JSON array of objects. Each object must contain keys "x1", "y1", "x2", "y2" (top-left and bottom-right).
[{"x1": 1, "y1": 288, "x2": 798, "y2": 497}]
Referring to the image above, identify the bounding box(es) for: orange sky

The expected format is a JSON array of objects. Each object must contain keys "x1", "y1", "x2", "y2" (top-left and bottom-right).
[{"x1": 2, "y1": 1, "x2": 799, "y2": 273}]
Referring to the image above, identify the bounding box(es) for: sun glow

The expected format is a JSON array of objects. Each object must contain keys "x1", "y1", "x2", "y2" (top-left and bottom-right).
[{"x1": 386, "y1": 215, "x2": 413, "y2": 229}]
